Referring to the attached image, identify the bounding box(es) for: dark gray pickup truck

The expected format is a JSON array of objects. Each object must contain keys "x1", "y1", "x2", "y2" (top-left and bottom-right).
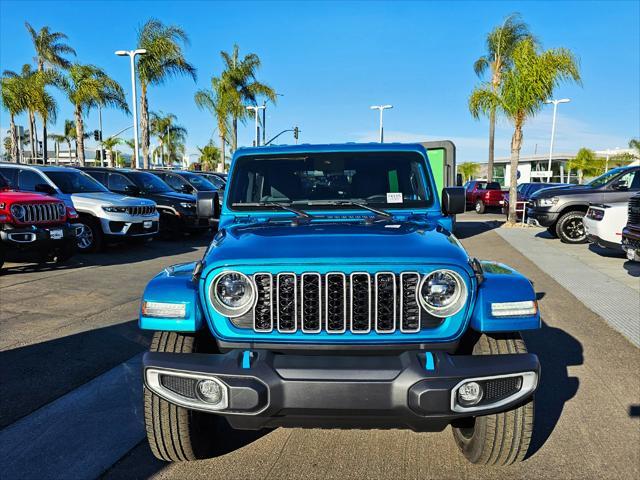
[{"x1": 527, "y1": 166, "x2": 640, "y2": 243}]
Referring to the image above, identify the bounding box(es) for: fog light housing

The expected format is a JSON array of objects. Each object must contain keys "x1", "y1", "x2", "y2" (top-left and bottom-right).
[
  {"x1": 457, "y1": 381, "x2": 483, "y2": 406},
  {"x1": 195, "y1": 378, "x2": 228, "y2": 409}
]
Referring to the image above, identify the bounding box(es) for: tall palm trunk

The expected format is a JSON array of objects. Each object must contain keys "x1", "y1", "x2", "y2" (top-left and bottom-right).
[
  {"x1": 28, "y1": 111, "x2": 36, "y2": 162},
  {"x1": 507, "y1": 121, "x2": 524, "y2": 224},
  {"x1": 219, "y1": 133, "x2": 225, "y2": 173},
  {"x1": 232, "y1": 116, "x2": 238, "y2": 153},
  {"x1": 54, "y1": 140, "x2": 59, "y2": 166},
  {"x1": 42, "y1": 123, "x2": 48, "y2": 164},
  {"x1": 9, "y1": 115, "x2": 18, "y2": 162},
  {"x1": 140, "y1": 83, "x2": 149, "y2": 169},
  {"x1": 74, "y1": 105, "x2": 86, "y2": 166},
  {"x1": 66, "y1": 139, "x2": 72, "y2": 163},
  {"x1": 487, "y1": 108, "x2": 496, "y2": 182}
]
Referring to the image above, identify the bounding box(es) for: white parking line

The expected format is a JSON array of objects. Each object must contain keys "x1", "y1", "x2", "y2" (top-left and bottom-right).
[{"x1": 0, "y1": 354, "x2": 145, "y2": 480}]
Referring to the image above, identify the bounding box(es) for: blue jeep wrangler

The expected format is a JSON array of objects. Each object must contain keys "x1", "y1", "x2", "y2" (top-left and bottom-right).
[{"x1": 139, "y1": 144, "x2": 540, "y2": 465}]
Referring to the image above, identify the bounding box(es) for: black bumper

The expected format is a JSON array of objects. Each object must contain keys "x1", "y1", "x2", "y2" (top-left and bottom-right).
[
  {"x1": 526, "y1": 207, "x2": 559, "y2": 227},
  {"x1": 0, "y1": 223, "x2": 78, "y2": 249},
  {"x1": 143, "y1": 349, "x2": 539, "y2": 432}
]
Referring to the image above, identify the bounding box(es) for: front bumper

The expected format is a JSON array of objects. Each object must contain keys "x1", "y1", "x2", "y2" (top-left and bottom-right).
[
  {"x1": 143, "y1": 349, "x2": 539, "y2": 432},
  {"x1": 0, "y1": 223, "x2": 79, "y2": 248},
  {"x1": 526, "y1": 207, "x2": 559, "y2": 227},
  {"x1": 622, "y1": 226, "x2": 640, "y2": 261}
]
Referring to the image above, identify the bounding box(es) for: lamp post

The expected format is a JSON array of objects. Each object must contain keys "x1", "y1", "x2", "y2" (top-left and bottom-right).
[
  {"x1": 246, "y1": 105, "x2": 265, "y2": 146},
  {"x1": 544, "y1": 98, "x2": 570, "y2": 182},
  {"x1": 262, "y1": 93, "x2": 283, "y2": 146},
  {"x1": 370, "y1": 105, "x2": 393, "y2": 143},
  {"x1": 115, "y1": 48, "x2": 146, "y2": 168}
]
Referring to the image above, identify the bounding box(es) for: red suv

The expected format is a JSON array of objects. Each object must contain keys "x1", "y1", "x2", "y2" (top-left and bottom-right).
[{"x1": 0, "y1": 173, "x2": 79, "y2": 271}]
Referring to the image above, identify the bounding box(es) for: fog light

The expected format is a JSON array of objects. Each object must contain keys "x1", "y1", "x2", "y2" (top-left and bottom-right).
[
  {"x1": 197, "y1": 379, "x2": 224, "y2": 404},
  {"x1": 457, "y1": 381, "x2": 483, "y2": 406}
]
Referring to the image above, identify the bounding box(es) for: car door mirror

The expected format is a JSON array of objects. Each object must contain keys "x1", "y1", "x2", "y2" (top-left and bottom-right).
[
  {"x1": 124, "y1": 184, "x2": 140, "y2": 195},
  {"x1": 180, "y1": 184, "x2": 194, "y2": 194},
  {"x1": 442, "y1": 187, "x2": 466, "y2": 215},
  {"x1": 35, "y1": 183, "x2": 56, "y2": 195},
  {"x1": 611, "y1": 180, "x2": 628, "y2": 191},
  {"x1": 196, "y1": 191, "x2": 220, "y2": 220}
]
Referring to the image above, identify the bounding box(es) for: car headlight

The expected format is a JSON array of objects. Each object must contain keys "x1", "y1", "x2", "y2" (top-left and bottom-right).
[
  {"x1": 11, "y1": 204, "x2": 25, "y2": 220},
  {"x1": 418, "y1": 269, "x2": 467, "y2": 318},
  {"x1": 179, "y1": 202, "x2": 196, "y2": 210},
  {"x1": 102, "y1": 206, "x2": 128, "y2": 213},
  {"x1": 56, "y1": 203, "x2": 66, "y2": 216},
  {"x1": 536, "y1": 197, "x2": 558, "y2": 207},
  {"x1": 209, "y1": 271, "x2": 256, "y2": 317}
]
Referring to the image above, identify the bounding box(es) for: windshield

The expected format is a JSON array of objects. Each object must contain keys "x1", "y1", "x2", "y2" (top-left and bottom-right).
[
  {"x1": 184, "y1": 173, "x2": 217, "y2": 191},
  {"x1": 46, "y1": 170, "x2": 109, "y2": 194},
  {"x1": 587, "y1": 168, "x2": 627, "y2": 188},
  {"x1": 202, "y1": 174, "x2": 226, "y2": 189},
  {"x1": 0, "y1": 173, "x2": 10, "y2": 190},
  {"x1": 130, "y1": 172, "x2": 172, "y2": 193},
  {"x1": 228, "y1": 151, "x2": 433, "y2": 210}
]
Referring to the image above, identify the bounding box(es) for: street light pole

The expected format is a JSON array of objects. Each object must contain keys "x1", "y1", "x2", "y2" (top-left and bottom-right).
[
  {"x1": 544, "y1": 98, "x2": 570, "y2": 182},
  {"x1": 370, "y1": 105, "x2": 393, "y2": 143},
  {"x1": 246, "y1": 105, "x2": 265, "y2": 146},
  {"x1": 115, "y1": 48, "x2": 146, "y2": 168},
  {"x1": 262, "y1": 93, "x2": 283, "y2": 146}
]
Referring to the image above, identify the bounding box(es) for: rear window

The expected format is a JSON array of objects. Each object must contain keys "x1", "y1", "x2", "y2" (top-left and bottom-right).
[{"x1": 486, "y1": 182, "x2": 501, "y2": 190}]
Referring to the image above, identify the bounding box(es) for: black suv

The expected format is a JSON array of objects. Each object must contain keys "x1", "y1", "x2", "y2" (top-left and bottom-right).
[
  {"x1": 79, "y1": 167, "x2": 212, "y2": 234},
  {"x1": 527, "y1": 166, "x2": 640, "y2": 243}
]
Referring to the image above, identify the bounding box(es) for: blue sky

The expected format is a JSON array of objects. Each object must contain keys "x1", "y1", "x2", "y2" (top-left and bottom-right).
[{"x1": 1, "y1": 0, "x2": 639, "y2": 163}]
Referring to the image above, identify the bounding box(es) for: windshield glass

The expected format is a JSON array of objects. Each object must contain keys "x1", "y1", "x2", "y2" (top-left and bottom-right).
[
  {"x1": 129, "y1": 172, "x2": 172, "y2": 193},
  {"x1": 46, "y1": 170, "x2": 109, "y2": 194},
  {"x1": 587, "y1": 168, "x2": 626, "y2": 188},
  {"x1": 228, "y1": 151, "x2": 432, "y2": 210},
  {"x1": 184, "y1": 173, "x2": 217, "y2": 191},
  {"x1": 202, "y1": 174, "x2": 226, "y2": 189}
]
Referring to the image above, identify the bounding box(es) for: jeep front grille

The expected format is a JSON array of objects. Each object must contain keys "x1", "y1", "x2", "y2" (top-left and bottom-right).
[
  {"x1": 19, "y1": 203, "x2": 63, "y2": 223},
  {"x1": 628, "y1": 195, "x2": 640, "y2": 225},
  {"x1": 127, "y1": 205, "x2": 156, "y2": 216},
  {"x1": 252, "y1": 271, "x2": 437, "y2": 334}
]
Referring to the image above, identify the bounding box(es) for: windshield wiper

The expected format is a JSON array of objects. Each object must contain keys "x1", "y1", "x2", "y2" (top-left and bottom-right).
[
  {"x1": 232, "y1": 202, "x2": 313, "y2": 220},
  {"x1": 303, "y1": 200, "x2": 392, "y2": 219}
]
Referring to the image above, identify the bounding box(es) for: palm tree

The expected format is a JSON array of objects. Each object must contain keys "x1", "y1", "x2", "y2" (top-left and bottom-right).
[
  {"x1": 218, "y1": 44, "x2": 276, "y2": 153},
  {"x1": 47, "y1": 133, "x2": 65, "y2": 165},
  {"x1": 150, "y1": 111, "x2": 187, "y2": 166},
  {"x1": 0, "y1": 75, "x2": 28, "y2": 162},
  {"x1": 472, "y1": 14, "x2": 534, "y2": 182},
  {"x1": 457, "y1": 162, "x2": 481, "y2": 182},
  {"x1": 4, "y1": 65, "x2": 40, "y2": 161},
  {"x1": 194, "y1": 76, "x2": 231, "y2": 172},
  {"x1": 197, "y1": 142, "x2": 221, "y2": 172},
  {"x1": 101, "y1": 137, "x2": 122, "y2": 167},
  {"x1": 629, "y1": 138, "x2": 640, "y2": 158},
  {"x1": 567, "y1": 148, "x2": 606, "y2": 184},
  {"x1": 60, "y1": 64, "x2": 129, "y2": 165},
  {"x1": 469, "y1": 38, "x2": 581, "y2": 223},
  {"x1": 137, "y1": 19, "x2": 196, "y2": 169},
  {"x1": 25, "y1": 22, "x2": 76, "y2": 163}
]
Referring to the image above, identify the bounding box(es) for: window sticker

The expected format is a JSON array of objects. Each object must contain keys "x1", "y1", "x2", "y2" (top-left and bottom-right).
[{"x1": 386, "y1": 192, "x2": 403, "y2": 203}]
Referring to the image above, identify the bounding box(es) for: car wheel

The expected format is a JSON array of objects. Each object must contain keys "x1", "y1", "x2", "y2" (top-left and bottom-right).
[
  {"x1": 76, "y1": 217, "x2": 104, "y2": 252},
  {"x1": 144, "y1": 331, "x2": 223, "y2": 462},
  {"x1": 475, "y1": 200, "x2": 486, "y2": 214},
  {"x1": 451, "y1": 333, "x2": 534, "y2": 465},
  {"x1": 555, "y1": 211, "x2": 587, "y2": 244}
]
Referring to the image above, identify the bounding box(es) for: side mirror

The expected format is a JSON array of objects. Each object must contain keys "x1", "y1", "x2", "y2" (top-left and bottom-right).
[
  {"x1": 196, "y1": 191, "x2": 220, "y2": 220},
  {"x1": 611, "y1": 180, "x2": 628, "y2": 191},
  {"x1": 442, "y1": 187, "x2": 465, "y2": 215},
  {"x1": 35, "y1": 183, "x2": 56, "y2": 195},
  {"x1": 124, "y1": 184, "x2": 141, "y2": 195},
  {"x1": 180, "y1": 184, "x2": 194, "y2": 194}
]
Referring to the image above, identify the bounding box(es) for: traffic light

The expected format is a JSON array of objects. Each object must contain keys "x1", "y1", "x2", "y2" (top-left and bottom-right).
[
  {"x1": 93, "y1": 130, "x2": 100, "y2": 141},
  {"x1": 293, "y1": 127, "x2": 299, "y2": 140}
]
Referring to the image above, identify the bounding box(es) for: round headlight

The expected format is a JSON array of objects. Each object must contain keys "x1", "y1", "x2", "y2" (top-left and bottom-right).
[
  {"x1": 210, "y1": 271, "x2": 256, "y2": 317},
  {"x1": 11, "y1": 204, "x2": 25, "y2": 220},
  {"x1": 57, "y1": 203, "x2": 66, "y2": 216},
  {"x1": 418, "y1": 269, "x2": 467, "y2": 318}
]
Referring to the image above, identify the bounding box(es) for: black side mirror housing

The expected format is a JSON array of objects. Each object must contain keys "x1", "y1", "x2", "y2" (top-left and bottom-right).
[
  {"x1": 35, "y1": 183, "x2": 56, "y2": 195},
  {"x1": 442, "y1": 187, "x2": 466, "y2": 215},
  {"x1": 611, "y1": 180, "x2": 628, "y2": 191},
  {"x1": 124, "y1": 184, "x2": 141, "y2": 195},
  {"x1": 181, "y1": 184, "x2": 194, "y2": 194},
  {"x1": 196, "y1": 191, "x2": 220, "y2": 220}
]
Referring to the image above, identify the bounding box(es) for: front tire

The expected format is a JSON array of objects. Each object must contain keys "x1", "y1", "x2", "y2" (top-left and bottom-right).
[
  {"x1": 144, "y1": 331, "x2": 223, "y2": 462},
  {"x1": 555, "y1": 211, "x2": 587, "y2": 244},
  {"x1": 76, "y1": 217, "x2": 104, "y2": 252},
  {"x1": 475, "y1": 200, "x2": 486, "y2": 214},
  {"x1": 452, "y1": 333, "x2": 534, "y2": 465}
]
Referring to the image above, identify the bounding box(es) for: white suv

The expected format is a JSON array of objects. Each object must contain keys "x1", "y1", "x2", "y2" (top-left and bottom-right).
[{"x1": 0, "y1": 164, "x2": 159, "y2": 252}]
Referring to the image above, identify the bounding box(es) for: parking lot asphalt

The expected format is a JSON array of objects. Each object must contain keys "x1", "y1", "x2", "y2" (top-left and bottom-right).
[{"x1": 1, "y1": 215, "x2": 639, "y2": 480}]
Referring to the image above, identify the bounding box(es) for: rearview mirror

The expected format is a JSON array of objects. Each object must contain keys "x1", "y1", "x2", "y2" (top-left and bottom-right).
[
  {"x1": 35, "y1": 183, "x2": 56, "y2": 195},
  {"x1": 442, "y1": 187, "x2": 465, "y2": 215},
  {"x1": 196, "y1": 191, "x2": 220, "y2": 220}
]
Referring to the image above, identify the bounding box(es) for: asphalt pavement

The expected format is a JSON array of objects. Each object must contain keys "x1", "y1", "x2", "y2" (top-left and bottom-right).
[{"x1": 1, "y1": 214, "x2": 638, "y2": 480}]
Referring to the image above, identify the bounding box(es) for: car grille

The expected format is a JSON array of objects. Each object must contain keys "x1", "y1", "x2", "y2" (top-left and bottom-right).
[
  {"x1": 252, "y1": 272, "x2": 438, "y2": 334},
  {"x1": 628, "y1": 195, "x2": 640, "y2": 225},
  {"x1": 19, "y1": 203, "x2": 63, "y2": 223},
  {"x1": 127, "y1": 205, "x2": 156, "y2": 216}
]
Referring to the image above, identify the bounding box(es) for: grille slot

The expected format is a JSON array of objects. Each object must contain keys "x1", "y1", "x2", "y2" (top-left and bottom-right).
[
  {"x1": 629, "y1": 195, "x2": 640, "y2": 225},
  {"x1": 277, "y1": 273, "x2": 297, "y2": 332},
  {"x1": 325, "y1": 273, "x2": 347, "y2": 333},
  {"x1": 253, "y1": 273, "x2": 273, "y2": 331},
  {"x1": 375, "y1": 272, "x2": 397, "y2": 332},
  {"x1": 301, "y1": 273, "x2": 322, "y2": 332},
  {"x1": 350, "y1": 273, "x2": 371, "y2": 333},
  {"x1": 400, "y1": 272, "x2": 421, "y2": 332}
]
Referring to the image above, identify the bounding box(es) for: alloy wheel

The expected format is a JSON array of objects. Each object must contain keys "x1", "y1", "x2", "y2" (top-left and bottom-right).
[
  {"x1": 564, "y1": 218, "x2": 585, "y2": 240},
  {"x1": 77, "y1": 224, "x2": 94, "y2": 250}
]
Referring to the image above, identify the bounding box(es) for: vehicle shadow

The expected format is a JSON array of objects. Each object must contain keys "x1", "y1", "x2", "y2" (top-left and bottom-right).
[
  {"x1": 0, "y1": 320, "x2": 151, "y2": 429},
  {"x1": 534, "y1": 230, "x2": 555, "y2": 240},
  {"x1": 455, "y1": 217, "x2": 505, "y2": 239},
  {"x1": 522, "y1": 320, "x2": 583, "y2": 459},
  {"x1": 623, "y1": 261, "x2": 640, "y2": 277},
  {"x1": 587, "y1": 244, "x2": 626, "y2": 259}
]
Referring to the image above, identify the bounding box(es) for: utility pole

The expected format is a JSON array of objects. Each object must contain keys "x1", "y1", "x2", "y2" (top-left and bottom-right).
[
  {"x1": 246, "y1": 105, "x2": 265, "y2": 146},
  {"x1": 544, "y1": 98, "x2": 570, "y2": 182},
  {"x1": 370, "y1": 105, "x2": 393, "y2": 143},
  {"x1": 261, "y1": 93, "x2": 283, "y2": 146}
]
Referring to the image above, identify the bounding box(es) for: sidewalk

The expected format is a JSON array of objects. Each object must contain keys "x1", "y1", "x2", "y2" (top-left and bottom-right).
[{"x1": 497, "y1": 226, "x2": 640, "y2": 347}]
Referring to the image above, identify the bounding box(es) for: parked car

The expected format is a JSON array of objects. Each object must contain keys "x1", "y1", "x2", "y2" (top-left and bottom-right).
[
  {"x1": 138, "y1": 143, "x2": 540, "y2": 466},
  {"x1": 144, "y1": 169, "x2": 222, "y2": 197},
  {"x1": 80, "y1": 167, "x2": 212, "y2": 235},
  {"x1": 527, "y1": 166, "x2": 640, "y2": 244},
  {"x1": 0, "y1": 163, "x2": 159, "y2": 252},
  {"x1": 622, "y1": 192, "x2": 640, "y2": 262},
  {"x1": 502, "y1": 182, "x2": 570, "y2": 220},
  {"x1": 464, "y1": 180, "x2": 505, "y2": 213},
  {"x1": 0, "y1": 172, "x2": 79, "y2": 270},
  {"x1": 583, "y1": 202, "x2": 628, "y2": 251},
  {"x1": 194, "y1": 172, "x2": 227, "y2": 190}
]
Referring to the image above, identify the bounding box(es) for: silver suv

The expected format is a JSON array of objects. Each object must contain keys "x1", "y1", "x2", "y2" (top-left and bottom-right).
[{"x1": 0, "y1": 164, "x2": 160, "y2": 252}]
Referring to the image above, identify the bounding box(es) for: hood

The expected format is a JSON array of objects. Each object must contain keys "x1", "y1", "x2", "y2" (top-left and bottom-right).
[
  {"x1": 205, "y1": 219, "x2": 470, "y2": 267},
  {"x1": 531, "y1": 184, "x2": 590, "y2": 198},
  {"x1": 71, "y1": 192, "x2": 155, "y2": 207},
  {"x1": 151, "y1": 191, "x2": 196, "y2": 203},
  {"x1": 0, "y1": 191, "x2": 61, "y2": 204}
]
